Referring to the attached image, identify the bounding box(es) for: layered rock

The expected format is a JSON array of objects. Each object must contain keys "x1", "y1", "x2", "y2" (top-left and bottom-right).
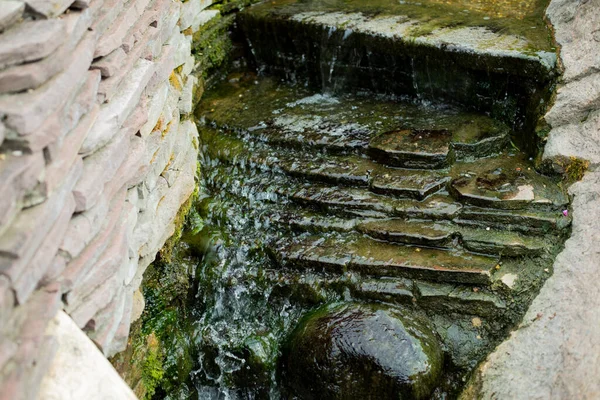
[{"x1": 0, "y1": 0, "x2": 226, "y2": 398}]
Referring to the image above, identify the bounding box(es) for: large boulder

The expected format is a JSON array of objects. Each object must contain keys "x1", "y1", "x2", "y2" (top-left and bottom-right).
[{"x1": 282, "y1": 303, "x2": 443, "y2": 399}]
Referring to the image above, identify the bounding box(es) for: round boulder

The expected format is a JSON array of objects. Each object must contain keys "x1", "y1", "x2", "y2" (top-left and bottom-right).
[{"x1": 282, "y1": 303, "x2": 443, "y2": 399}]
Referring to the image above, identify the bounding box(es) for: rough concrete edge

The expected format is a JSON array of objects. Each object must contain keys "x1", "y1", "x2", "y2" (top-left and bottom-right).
[
  {"x1": 38, "y1": 310, "x2": 138, "y2": 400},
  {"x1": 462, "y1": 0, "x2": 600, "y2": 398}
]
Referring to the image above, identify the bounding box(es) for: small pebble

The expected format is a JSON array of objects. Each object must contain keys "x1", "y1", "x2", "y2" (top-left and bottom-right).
[
  {"x1": 562, "y1": 210, "x2": 569, "y2": 217},
  {"x1": 544, "y1": 268, "x2": 550, "y2": 273},
  {"x1": 12, "y1": 150, "x2": 23, "y2": 156},
  {"x1": 486, "y1": 227, "x2": 490, "y2": 231},
  {"x1": 472, "y1": 317, "x2": 482, "y2": 327}
]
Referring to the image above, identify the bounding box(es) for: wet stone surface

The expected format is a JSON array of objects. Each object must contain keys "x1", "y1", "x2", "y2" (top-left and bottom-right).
[{"x1": 189, "y1": 71, "x2": 571, "y2": 398}]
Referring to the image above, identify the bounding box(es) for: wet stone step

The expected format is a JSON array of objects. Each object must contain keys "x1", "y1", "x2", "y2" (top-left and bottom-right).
[
  {"x1": 415, "y1": 281, "x2": 506, "y2": 317},
  {"x1": 273, "y1": 234, "x2": 499, "y2": 285},
  {"x1": 198, "y1": 73, "x2": 511, "y2": 160},
  {"x1": 449, "y1": 154, "x2": 569, "y2": 211},
  {"x1": 357, "y1": 219, "x2": 546, "y2": 256},
  {"x1": 201, "y1": 127, "x2": 452, "y2": 199},
  {"x1": 456, "y1": 207, "x2": 571, "y2": 235},
  {"x1": 286, "y1": 184, "x2": 462, "y2": 220}
]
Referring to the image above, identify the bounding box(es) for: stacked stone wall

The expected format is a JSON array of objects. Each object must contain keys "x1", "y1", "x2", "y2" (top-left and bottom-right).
[{"x1": 0, "y1": 0, "x2": 231, "y2": 398}]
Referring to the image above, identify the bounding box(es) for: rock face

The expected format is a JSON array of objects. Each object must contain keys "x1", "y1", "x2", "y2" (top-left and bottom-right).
[
  {"x1": 0, "y1": 0, "x2": 229, "y2": 398},
  {"x1": 283, "y1": 303, "x2": 443, "y2": 400}
]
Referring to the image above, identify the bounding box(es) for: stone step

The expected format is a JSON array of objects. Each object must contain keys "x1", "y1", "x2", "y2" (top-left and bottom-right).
[
  {"x1": 263, "y1": 270, "x2": 506, "y2": 316},
  {"x1": 238, "y1": 0, "x2": 556, "y2": 145},
  {"x1": 357, "y1": 219, "x2": 546, "y2": 256},
  {"x1": 272, "y1": 234, "x2": 499, "y2": 285},
  {"x1": 198, "y1": 73, "x2": 510, "y2": 161},
  {"x1": 449, "y1": 154, "x2": 569, "y2": 211},
  {"x1": 201, "y1": 127, "x2": 451, "y2": 199}
]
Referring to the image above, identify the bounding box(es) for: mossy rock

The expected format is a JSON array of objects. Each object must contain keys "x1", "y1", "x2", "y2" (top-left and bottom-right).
[{"x1": 281, "y1": 302, "x2": 443, "y2": 399}]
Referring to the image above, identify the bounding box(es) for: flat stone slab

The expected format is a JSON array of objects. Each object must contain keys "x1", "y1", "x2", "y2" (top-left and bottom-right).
[
  {"x1": 275, "y1": 234, "x2": 498, "y2": 284},
  {"x1": 369, "y1": 129, "x2": 453, "y2": 169},
  {"x1": 449, "y1": 154, "x2": 569, "y2": 210},
  {"x1": 0, "y1": 19, "x2": 66, "y2": 69}
]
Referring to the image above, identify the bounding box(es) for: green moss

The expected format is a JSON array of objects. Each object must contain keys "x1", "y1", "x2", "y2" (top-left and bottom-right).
[{"x1": 141, "y1": 334, "x2": 165, "y2": 400}]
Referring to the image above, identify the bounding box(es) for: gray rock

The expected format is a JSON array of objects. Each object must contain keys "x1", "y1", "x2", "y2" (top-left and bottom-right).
[
  {"x1": 468, "y1": 171, "x2": 600, "y2": 399},
  {"x1": 94, "y1": 0, "x2": 152, "y2": 57},
  {"x1": 284, "y1": 303, "x2": 443, "y2": 400},
  {"x1": 80, "y1": 58, "x2": 154, "y2": 155},
  {"x1": 0, "y1": 8, "x2": 94, "y2": 94},
  {"x1": 24, "y1": 0, "x2": 76, "y2": 18},
  {"x1": 139, "y1": 81, "x2": 168, "y2": 138},
  {"x1": 179, "y1": 75, "x2": 196, "y2": 114},
  {"x1": 0, "y1": 1, "x2": 24, "y2": 33},
  {"x1": 544, "y1": 108, "x2": 600, "y2": 164},
  {"x1": 91, "y1": 47, "x2": 127, "y2": 78},
  {"x1": 546, "y1": 0, "x2": 600, "y2": 83},
  {"x1": 0, "y1": 20, "x2": 66, "y2": 70},
  {"x1": 0, "y1": 33, "x2": 96, "y2": 136},
  {"x1": 545, "y1": 72, "x2": 600, "y2": 128}
]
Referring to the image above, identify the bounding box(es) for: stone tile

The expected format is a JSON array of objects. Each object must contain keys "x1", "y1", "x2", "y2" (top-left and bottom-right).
[
  {"x1": 0, "y1": 33, "x2": 96, "y2": 136},
  {"x1": 139, "y1": 81, "x2": 168, "y2": 138},
  {"x1": 0, "y1": 20, "x2": 66, "y2": 69},
  {"x1": 179, "y1": 75, "x2": 196, "y2": 114},
  {"x1": 24, "y1": 0, "x2": 76, "y2": 18},
  {"x1": 0, "y1": 1, "x2": 24, "y2": 33},
  {"x1": 90, "y1": 47, "x2": 126, "y2": 78},
  {"x1": 0, "y1": 162, "x2": 81, "y2": 280},
  {"x1": 89, "y1": 288, "x2": 127, "y2": 356},
  {"x1": 104, "y1": 288, "x2": 133, "y2": 357},
  {"x1": 80, "y1": 58, "x2": 154, "y2": 155},
  {"x1": 545, "y1": 73, "x2": 600, "y2": 128},
  {"x1": 0, "y1": 8, "x2": 95, "y2": 94},
  {"x1": 94, "y1": 0, "x2": 152, "y2": 57}
]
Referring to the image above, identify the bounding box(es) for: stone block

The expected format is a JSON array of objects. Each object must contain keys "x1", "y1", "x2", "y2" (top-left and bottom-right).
[
  {"x1": 11, "y1": 194, "x2": 75, "y2": 305},
  {"x1": 139, "y1": 81, "x2": 168, "y2": 138},
  {"x1": 97, "y1": 24, "x2": 158, "y2": 103},
  {"x1": 94, "y1": 0, "x2": 152, "y2": 57},
  {"x1": 91, "y1": 47, "x2": 126, "y2": 78},
  {"x1": 0, "y1": 151, "x2": 45, "y2": 234},
  {"x1": 0, "y1": 20, "x2": 66, "y2": 69},
  {"x1": 0, "y1": 33, "x2": 96, "y2": 137},
  {"x1": 0, "y1": 162, "x2": 81, "y2": 298},
  {"x1": 104, "y1": 287, "x2": 133, "y2": 357},
  {"x1": 60, "y1": 189, "x2": 127, "y2": 291},
  {"x1": 74, "y1": 128, "x2": 130, "y2": 212},
  {"x1": 179, "y1": 0, "x2": 213, "y2": 31},
  {"x1": 87, "y1": 287, "x2": 127, "y2": 355},
  {"x1": 24, "y1": 0, "x2": 76, "y2": 18},
  {"x1": 190, "y1": 9, "x2": 219, "y2": 32},
  {"x1": 179, "y1": 75, "x2": 196, "y2": 114},
  {"x1": 0, "y1": 1, "x2": 24, "y2": 33},
  {"x1": 91, "y1": 0, "x2": 125, "y2": 38},
  {"x1": 80, "y1": 58, "x2": 155, "y2": 155},
  {"x1": 0, "y1": 8, "x2": 95, "y2": 94},
  {"x1": 544, "y1": 108, "x2": 600, "y2": 164}
]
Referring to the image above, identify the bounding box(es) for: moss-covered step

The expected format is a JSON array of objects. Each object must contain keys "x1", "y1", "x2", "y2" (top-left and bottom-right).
[
  {"x1": 456, "y1": 207, "x2": 571, "y2": 234},
  {"x1": 238, "y1": 0, "x2": 556, "y2": 146},
  {"x1": 197, "y1": 73, "x2": 510, "y2": 158},
  {"x1": 449, "y1": 153, "x2": 569, "y2": 211},
  {"x1": 273, "y1": 234, "x2": 499, "y2": 285},
  {"x1": 357, "y1": 219, "x2": 546, "y2": 256}
]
